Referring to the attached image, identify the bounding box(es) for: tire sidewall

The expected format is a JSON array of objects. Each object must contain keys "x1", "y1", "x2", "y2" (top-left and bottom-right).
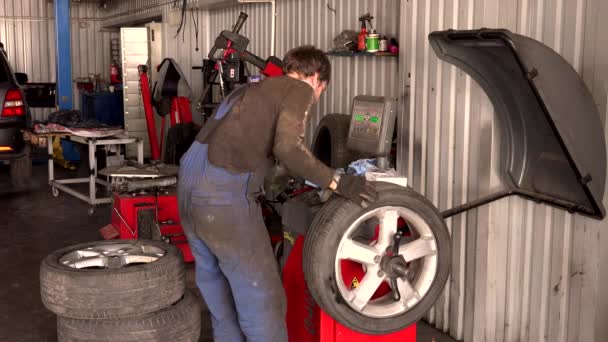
[
  {"x1": 57, "y1": 289, "x2": 202, "y2": 342},
  {"x1": 311, "y1": 114, "x2": 353, "y2": 169},
  {"x1": 10, "y1": 144, "x2": 31, "y2": 186},
  {"x1": 40, "y1": 239, "x2": 185, "y2": 319}
]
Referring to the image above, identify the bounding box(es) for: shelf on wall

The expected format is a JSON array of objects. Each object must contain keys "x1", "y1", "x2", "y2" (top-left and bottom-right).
[{"x1": 326, "y1": 51, "x2": 398, "y2": 57}]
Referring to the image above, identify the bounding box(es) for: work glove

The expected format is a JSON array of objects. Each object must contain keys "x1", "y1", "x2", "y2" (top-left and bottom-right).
[{"x1": 335, "y1": 174, "x2": 378, "y2": 207}]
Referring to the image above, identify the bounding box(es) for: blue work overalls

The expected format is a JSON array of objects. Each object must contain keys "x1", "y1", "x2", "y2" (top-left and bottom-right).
[{"x1": 178, "y1": 142, "x2": 287, "y2": 342}]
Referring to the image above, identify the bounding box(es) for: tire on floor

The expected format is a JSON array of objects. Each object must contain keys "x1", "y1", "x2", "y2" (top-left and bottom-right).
[
  {"x1": 57, "y1": 289, "x2": 201, "y2": 342},
  {"x1": 40, "y1": 239, "x2": 185, "y2": 319}
]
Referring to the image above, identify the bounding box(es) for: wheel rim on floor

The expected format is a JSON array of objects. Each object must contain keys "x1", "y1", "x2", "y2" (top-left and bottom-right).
[
  {"x1": 59, "y1": 242, "x2": 166, "y2": 269},
  {"x1": 334, "y1": 206, "x2": 438, "y2": 319}
]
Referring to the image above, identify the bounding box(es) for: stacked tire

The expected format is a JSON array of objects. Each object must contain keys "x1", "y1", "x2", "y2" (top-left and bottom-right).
[{"x1": 40, "y1": 240, "x2": 201, "y2": 342}]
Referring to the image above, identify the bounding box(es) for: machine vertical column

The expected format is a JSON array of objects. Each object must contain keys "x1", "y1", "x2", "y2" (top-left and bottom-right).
[
  {"x1": 47, "y1": 136, "x2": 54, "y2": 183},
  {"x1": 54, "y1": 0, "x2": 73, "y2": 110},
  {"x1": 89, "y1": 139, "x2": 96, "y2": 205}
]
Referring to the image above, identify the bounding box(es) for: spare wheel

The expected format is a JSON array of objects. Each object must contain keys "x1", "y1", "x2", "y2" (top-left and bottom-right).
[
  {"x1": 311, "y1": 114, "x2": 359, "y2": 169},
  {"x1": 40, "y1": 239, "x2": 185, "y2": 319},
  {"x1": 303, "y1": 182, "x2": 451, "y2": 334}
]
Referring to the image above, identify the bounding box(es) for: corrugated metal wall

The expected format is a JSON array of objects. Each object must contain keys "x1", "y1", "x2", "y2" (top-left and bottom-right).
[
  {"x1": 0, "y1": 0, "x2": 117, "y2": 120},
  {"x1": 161, "y1": 6, "x2": 208, "y2": 124},
  {"x1": 101, "y1": 0, "x2": 170, "y2": 27},
  {"x1": 399, "y1": 0, "x2": 608, "y2": 341},
  {"x1": 275, "y1": 0, "x2": 401, "y2": 144},
  {"x1": 100, "y1": 0, "x2": 401, "y2": 143}
]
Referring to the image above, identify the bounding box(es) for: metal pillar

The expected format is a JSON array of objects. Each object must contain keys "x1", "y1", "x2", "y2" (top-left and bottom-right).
[{"x1": 54, "y1": 0, "x2": 73, "y2": 110}]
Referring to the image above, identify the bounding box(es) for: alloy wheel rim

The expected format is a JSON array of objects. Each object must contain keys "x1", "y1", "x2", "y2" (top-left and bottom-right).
[
  {"x1": 59, "y1": 242, "x2": 166, "y2": 269},
  {"x1": 334, "y1": 206, "x2": 438, "y2": 318}
]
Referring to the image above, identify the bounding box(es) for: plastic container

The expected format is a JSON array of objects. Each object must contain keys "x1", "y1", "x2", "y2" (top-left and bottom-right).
[
  {"x1": 366, "y1": 31, "x2": 379, "y2": 52},
  {"x1": 379, "y1": 36, "x2": 388, "y2": 52}
]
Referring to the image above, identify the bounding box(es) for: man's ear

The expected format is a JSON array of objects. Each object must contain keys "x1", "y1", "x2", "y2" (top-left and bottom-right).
[{"x1": 311, "y1": 73, "x2": 322, "y2": 86}]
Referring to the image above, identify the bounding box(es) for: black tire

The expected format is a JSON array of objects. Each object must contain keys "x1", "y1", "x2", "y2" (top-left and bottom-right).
[
  {"x1": 40, "y1": 239, "x2": 185, "y2": 319},
  {"x1": 137, "y1": 209, "x2": 155, "y2": 240},
  {"x1": 164, "y1": 123, "x2": 199, "y2": 165},
  {"x1": 57, "y1": 289, "x2": 201, "y2": 342},
  {"x1": 311, "y1": 114, "x2": 358, "y2": 169},
  {"x1": 10, "y1": 145, "x2": 31, "y2": 187},
  {"x1": 303, "y1": 182, "x2": 451, "y2": 335}
]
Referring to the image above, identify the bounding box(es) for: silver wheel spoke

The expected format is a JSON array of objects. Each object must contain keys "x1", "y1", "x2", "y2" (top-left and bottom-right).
[
  {"x1": 60, "y1": 243, "x2": 165, "y2": 269},
  {"x1": 397, "y1": 278, "x2": 421, "y2": 308},
  {"x1": 398, "y1": 237, "x2": 437, "y2": 262},
  {"x1": 122, "y1": 253, "x2": 163, "y2": 264},
  {"x1": 86, "y1": 247, "x2": 110, "y2": 255},
  {"x1": 62, "y1": 255, "x2": 107, "y2": 268},
  {"x1": 127, "y1": 245, "x2": 164, "y2": 256},
  {"x1": 338, "y1": 239, "x2": 379, "y2": 265},
  {"x1": 349, "y1": 266, "x2": 385, "y2": 311},
  {"x1": 377, "y1": 209, "x2": 399, "y2": 250}
]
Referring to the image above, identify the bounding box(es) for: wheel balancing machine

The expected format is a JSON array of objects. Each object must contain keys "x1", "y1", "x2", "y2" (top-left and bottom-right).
[{"x1": 279, "y1": 96, "x2": 449, "y2": 340}]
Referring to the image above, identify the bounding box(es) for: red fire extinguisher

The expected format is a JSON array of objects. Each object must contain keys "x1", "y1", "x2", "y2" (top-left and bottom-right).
[{"x1": 110, "y1": 62, "x2": 121, "y2": 84}]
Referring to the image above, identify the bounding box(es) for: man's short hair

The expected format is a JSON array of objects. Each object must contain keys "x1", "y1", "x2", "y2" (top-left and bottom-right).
[{"x1": 282, "y1": 45, "x2": 331, "y2": 83}]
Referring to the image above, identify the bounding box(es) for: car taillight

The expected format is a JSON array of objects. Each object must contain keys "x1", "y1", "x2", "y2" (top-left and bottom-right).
[{"x1": 2, "y1": 89, "x2": 25, "y2": 117}]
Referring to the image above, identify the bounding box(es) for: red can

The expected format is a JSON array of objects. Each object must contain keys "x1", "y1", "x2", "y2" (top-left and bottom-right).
[{"x1": 110, "y1": 62, "x2": 121, "y2": 84}]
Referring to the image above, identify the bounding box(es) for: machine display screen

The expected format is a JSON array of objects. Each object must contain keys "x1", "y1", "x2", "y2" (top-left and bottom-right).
[
  {"x1": 351, "y1": 99, "x2": 384, "y2": 138},
  {"x1": 347, "y1": 95, "x2": 396, "y2": 156},
  {"x1": 354, "y1": 114, "x2": 380, "y2": 123}
]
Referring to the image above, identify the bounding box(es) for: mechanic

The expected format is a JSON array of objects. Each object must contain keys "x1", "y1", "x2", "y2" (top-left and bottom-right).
[{"x1": 178, "y1": 45, "x2": 377, "y2": 342}]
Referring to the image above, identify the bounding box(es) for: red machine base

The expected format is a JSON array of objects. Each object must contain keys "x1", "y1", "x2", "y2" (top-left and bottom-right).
[
  {"x1": 108, "y1": 193, "x2": 416, "y2": 341},
  {"x1": 283, "y1": 237, "x2": 416, "y2": 342},
  {"x1": 110, "y1": 192, "x2": 194, "y2": 263}
]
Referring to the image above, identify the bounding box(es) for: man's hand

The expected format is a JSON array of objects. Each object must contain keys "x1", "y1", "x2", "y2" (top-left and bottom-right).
[{"x1": 335, "y1": 174, "x2": 378, "y2": 207}]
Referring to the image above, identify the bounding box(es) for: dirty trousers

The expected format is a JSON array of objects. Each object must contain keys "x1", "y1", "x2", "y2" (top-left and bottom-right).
[{"x1": 178, "y1": 142, "x2": 287, "y2": 342}]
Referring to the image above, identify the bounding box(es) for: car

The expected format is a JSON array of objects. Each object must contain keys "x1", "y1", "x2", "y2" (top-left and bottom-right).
[{"x1": 0, "y1": 42, "x2": 31, "y2": 186}]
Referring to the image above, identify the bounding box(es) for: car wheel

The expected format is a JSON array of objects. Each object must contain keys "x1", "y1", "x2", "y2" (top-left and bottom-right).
[
  {"x1": 303, "y1": 182, "x2": 451, "y2": 334},
  {"x1": 10, "y1": 145, "x2": 31, "y2": 187},
  {"x1": 40, "y1": 239, "x2": 185, "y2": 319}
]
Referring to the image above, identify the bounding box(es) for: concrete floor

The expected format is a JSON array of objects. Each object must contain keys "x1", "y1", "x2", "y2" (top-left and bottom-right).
[{"x1": 0, "y1": 162, "x2": 456, "y2": 342}]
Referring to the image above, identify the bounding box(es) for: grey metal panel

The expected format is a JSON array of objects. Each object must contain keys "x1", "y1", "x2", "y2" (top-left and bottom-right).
[
  {"x1": 121, "y1": 27, "x2": 150, "y2": 158},
  {"x1": 400, "y1": 0, "x2": 608, "y2": 340}
]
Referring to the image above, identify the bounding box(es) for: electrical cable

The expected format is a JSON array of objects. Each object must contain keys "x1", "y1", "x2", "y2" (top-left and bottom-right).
[
  {"x1": 191, "y1": 10, "x2": 199, "y2": 51},
  {"x1": 173, "y1": 0, "x2": 187, "y2": 40}
]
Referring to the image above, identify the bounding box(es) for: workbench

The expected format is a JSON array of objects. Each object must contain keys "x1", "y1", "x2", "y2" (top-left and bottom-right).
[{"x1": 32, "y1": 132, "x2": 144, "y2": 215}]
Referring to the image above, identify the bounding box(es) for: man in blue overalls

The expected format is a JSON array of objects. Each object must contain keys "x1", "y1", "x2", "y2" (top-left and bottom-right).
[{"x1": 178, "y1": 46, "x2": 377, "y2": 341}]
